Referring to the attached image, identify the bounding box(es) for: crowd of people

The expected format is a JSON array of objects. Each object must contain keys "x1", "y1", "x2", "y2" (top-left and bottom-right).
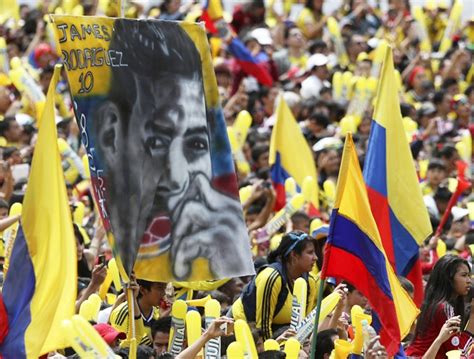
[{"x1": 0, "y1": 0, "x2": 474, "y2": 357}]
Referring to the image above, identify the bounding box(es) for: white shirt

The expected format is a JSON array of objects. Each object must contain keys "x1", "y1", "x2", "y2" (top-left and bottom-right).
[{"x1": 300, "y1": 75, "x2": 323, "y2": 99}]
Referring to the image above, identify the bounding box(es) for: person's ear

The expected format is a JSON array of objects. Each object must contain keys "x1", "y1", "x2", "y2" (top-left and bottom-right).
[
  {"x1": 289, "y1": 250, "x2": 298, "y2": 264},
  {"x1": 97, "y1": 101, "x2": 121, "y2": 167}
]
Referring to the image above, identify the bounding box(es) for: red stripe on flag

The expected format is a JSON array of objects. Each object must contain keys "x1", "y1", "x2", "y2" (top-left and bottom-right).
[{"x1": 323, "y1": 245, "x2": 401, "y2": 355}]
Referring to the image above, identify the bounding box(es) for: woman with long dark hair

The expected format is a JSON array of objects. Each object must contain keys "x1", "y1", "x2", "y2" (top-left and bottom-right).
[
  {"x1": 230, "y1": 231, "x2": 319, "y2": 340},
  {"x1": 406, "y1": 255, "x2": 473, "y2": 358}
]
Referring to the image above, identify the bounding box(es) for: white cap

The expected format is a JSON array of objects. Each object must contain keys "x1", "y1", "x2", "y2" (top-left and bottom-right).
[
  {"x1": 451, "y1": 206, "x2": 469, "y2": 222},
  {"x1": 312, "y1": 137, "x2": 342, "y2": 152},
  {"x1": 14, "y1": 113, "x2": 34, "y2": 126},
  {"x1": 306, "y1": 53, "x2": 328, "y2": 71},
  {"x1": 250, "y1": 28, "x2": 273, "y2": 46}
]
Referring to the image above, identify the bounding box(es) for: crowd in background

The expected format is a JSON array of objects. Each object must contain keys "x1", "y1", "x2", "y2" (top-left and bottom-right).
[{"x1": 0, "y1": 0, "x2": 474, "y2": 357}]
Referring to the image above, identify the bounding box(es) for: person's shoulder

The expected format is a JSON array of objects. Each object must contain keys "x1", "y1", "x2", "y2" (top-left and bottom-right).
[
  {"x1": 110, "y1": 302, "x2": 129, "y2": 326},
  {"x1": 256, "y1": 266, "x2": 283, "y2": 285}
]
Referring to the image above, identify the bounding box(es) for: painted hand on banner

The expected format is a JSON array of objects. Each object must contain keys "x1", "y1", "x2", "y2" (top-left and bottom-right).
[{"x1": 170, "y1": 172, "x2": 250, "y2": 280}]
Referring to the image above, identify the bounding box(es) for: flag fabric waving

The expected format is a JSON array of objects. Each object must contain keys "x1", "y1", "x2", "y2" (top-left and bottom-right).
[
  {"x1": 269, "y1": 95, "x2": 319, "y2": 210},
  {"x1": 201, "y1": 0, "x2": 223, "y2": 33},
  {"x1": 322, "y1": 134, "x2": 419, "y2": 356},
  {"x1": 363, "y1": 46, "x2": 432, "y2": 306},
  {"x1": 227, "y1": 37, "x2": 274, "y2": 87},
  {"x1": 0, "y1": 65, "x2": 77, "y2": 358}
]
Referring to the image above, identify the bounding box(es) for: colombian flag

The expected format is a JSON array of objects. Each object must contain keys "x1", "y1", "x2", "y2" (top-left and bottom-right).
[
  {"x1": 227, "y1": 37, "x2": 274, "y2": 87},
  {"x1": 322, "y1": 134, "x2": 419, "y2": 355},
  {"x1": 269, "y1": 95, "x2": 318, "y2": 210},
  {"x1": 0, "y1": 65, "x2": 77, "y2": 358},
  {"x1": 363, "y1": 47, "x2": 432, "y2": 307},
  {"x1": 201, "y1": 0, "x2": 223, "y2": 33}
]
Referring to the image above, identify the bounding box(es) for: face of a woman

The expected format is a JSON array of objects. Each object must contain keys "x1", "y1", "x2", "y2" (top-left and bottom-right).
[
  {"x1": 452, "y1": 263, "x2": 471, "y2": 297},
  {"x1": 294, "y1": 242, "x2": 317, "y2": 273}
]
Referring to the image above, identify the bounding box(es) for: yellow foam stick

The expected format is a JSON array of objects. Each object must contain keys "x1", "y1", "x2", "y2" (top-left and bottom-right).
[
  {"x1": 366, "y1": 77, "x2": 378, "y2": 100},
  {"x1": 71, "y1": 314, "x2": 115, "y2": 357},
  {"x1": 82, "y1": 154, "x2": 91, "y2": 179},
  {"x1": 234, "y1": 110, "x2": 252, "y2": 149},
  {"x1": 419, "y1": 159, "x2": 429, "y2": 180},
  {"x1": 256, "y1": 194, "x2": 305, "y2": 243},
  {"x1": 354, "y1": 77, "x2": 368, "y2": 124},
  {"x1": 310, "y1": 218, "x2": 323, "y2": 236},
  {"x1": 0, "y1": 37, "x2": 9, "y2": 74},
  {"x1": 169, "y1": 300, "x2": 188, "y2": 355},
  {"x1": 446, "y1": 350, "x2": 462, "y2": 359},
  {"x1": 351, "y1": 305, "x2": 372, "y2": 355},
  {"x1": 342, "y1": 71, "x2": 353, "y2": 100},
  {"x1": 370, "y1": 40, "x2": 388, "y2": 78},
  {"x1": 467, "y1": 202, "x2": 474, "y2": 221},
  {"x1": 461, "y1": 132, "x2": 472, "y2": 162},
  {"x1": 412, "y1": 6, "x2": 431, "y2": 53},
  {"x1": 284, "y1": 338, "x2": 300, "y2": 358},
  {"x1": 79, "y1": 299, "x2": 94, "y2": 321},
  {"x1": 205, "y1": 299, "x2": 221, "y2": 320},
  {"x1": 62, "y1": 0, "x2": 77, "y2": 14},
  {"x1": 339, "y1": 116, "x2": 357, "y2": 136},
  {"x1": 264, "y1": 339, "x2": 280, "y2": 351},
  {"x1": 72, "y1": 4, "x2": 84, "y2": 15},
  {"x1": 9, "y1": 57, "x2": 46, "y2": 120},
  {"x1": 62, "y1": 319, "x2": 90, "y2": 357},
  {"x1": 108, "y1": 258, "x2": 122, "y2": 291},
  {"x1": 334, "y1": 339, "x2": 353, "y2": 359},
  {"x1": 186, "y1": 310, "x2": 203, "y2": 357},
  {"x1": 439, "y1": 0, "x2": 462, "y2": 56},
  {"x1": 455, "y1": 142, "x2": 468, "y2": 162},
  {"x1": 437, "y1": 239, "x2": 447, "y2": 258},
  {"x1": 73, "y1": 201, "x2": 85, "y2": 225},
  {"x1": 291, "y1": 278, "x2": 307, "y2": 329},
  {"x1": 106, "y1": 293, "x2": 116, "y2": 305},
  {"x1": 204, "y1": 299, "x2": 222, "y2": 359},
  {"x1": 3, "y1": 202, "x2": 22, "y2": 276},
  {"x1": 302, "y1": 176, "x2": 317, "y2": 204},
  {"x1": 99, "y1": 269, "x2": 113, "y2": 300},
  {"x1": 332, "y1": 72, "x2": 343, "y2": 101},
  {"x1": 88, "y1": 294, "x2": 102, "y2": 322},
  {"x1": 186, "y1": 295, "x2": 211, "y2": 307},
  {"x1": 323, "y1": 180, "x2": 336, "y2": 204},
  {"x1": 226, "y1": 342, "x2": 244, "y2": 358},
  {"x1": 346, "y1": 77, "x2": 365, "y2": 124},
  {"x1": 227, "y1": 127, "x2": 250, "y2": 176},
  {"x1": 295, "y1": 291, "x2": 341, "y2": 342},
  {"x1": 239, "y1": 185, "x2": 252, "y2": 204},
  {"x1": 326, "y1": 17, "x2": 349, "y2": 68},
  {"x1": 285, "y1": 177, "x2": 297, "y2": 203},
  {"x1": 235, "y1": 319, "x2": 258, "y2": 358}
]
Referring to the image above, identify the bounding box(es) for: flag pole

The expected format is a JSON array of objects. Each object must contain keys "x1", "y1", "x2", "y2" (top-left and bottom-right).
[
  {"x1": 120, "y1": 0, "x2": 126, "y2": 18},
  {"x1": 310, "y1": 277, "x2": 326, "y2": 359},
  {"x1": 127, "y1": 284, "x2": 137, "y2": 359}
]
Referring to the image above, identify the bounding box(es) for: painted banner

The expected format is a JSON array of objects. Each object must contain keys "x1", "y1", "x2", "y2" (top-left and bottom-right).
[{"x1": 50, "y1": 16, "x2": 254, "y2": 282}]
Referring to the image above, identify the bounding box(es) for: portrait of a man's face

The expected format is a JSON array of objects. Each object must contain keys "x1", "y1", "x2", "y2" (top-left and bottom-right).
[{"x1": 87, "y1": 19, "x2": 254, "y2": 281}]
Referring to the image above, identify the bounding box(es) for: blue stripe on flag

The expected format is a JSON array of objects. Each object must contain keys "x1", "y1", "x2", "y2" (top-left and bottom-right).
[{"x1": 0, "y1": 225, "x2": 35, "y2": 358}]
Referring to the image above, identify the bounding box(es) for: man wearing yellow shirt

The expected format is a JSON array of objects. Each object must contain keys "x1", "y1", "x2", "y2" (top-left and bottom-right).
[{"x1": 109, "y1": 280, "x2": 167, "y2": 347}]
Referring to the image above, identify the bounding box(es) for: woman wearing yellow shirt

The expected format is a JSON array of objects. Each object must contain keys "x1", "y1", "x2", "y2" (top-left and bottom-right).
[
  {"x1": 231, "y1": 231, "x2": 319, "y2": 340},
  {"x1": 296, "y1": 0, "x2": 326, "y2": 40}
]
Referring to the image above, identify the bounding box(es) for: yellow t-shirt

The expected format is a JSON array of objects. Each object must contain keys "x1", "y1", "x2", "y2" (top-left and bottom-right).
[
  {"x1": 109, "y1": 302, "x2": 160, "y2": 347},
  {"x1": 232, "y1": 266, "x2": 320, "y2": 340}
]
